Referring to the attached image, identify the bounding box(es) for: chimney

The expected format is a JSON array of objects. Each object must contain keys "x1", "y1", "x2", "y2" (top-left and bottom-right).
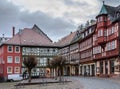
[{"x1": 12, "y1": 27, "x2": 15, "y2": 37}]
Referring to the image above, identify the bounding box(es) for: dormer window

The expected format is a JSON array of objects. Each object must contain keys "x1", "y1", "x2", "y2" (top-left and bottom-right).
[
  {"x1": 116, "y1": 12, "x2": 120, "y2": 18},
  {"x1": 81, "y1": 33, "x2": 84, "y2": 38},
  {"x1": 85, "y1": 31, "x2": 88, "y2": 36},
  {"x1": 89, "y1": 28, "x2": 92, "y2": 33}
]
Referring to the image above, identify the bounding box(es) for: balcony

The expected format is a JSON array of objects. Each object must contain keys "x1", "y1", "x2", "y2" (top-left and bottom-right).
[{"x1": 97, "y1": 36, "x2": 107, "y2": 45}]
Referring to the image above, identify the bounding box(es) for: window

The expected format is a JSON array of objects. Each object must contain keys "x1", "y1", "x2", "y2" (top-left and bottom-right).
[
  {"x1": 111, "y1": 41, "x2": 114, "y2": 49},
  {"x1": 47, "y1": 49, "x2": 49, "y2": 52},
  {"x1": 7, "y1": 66, "x2": 12, "y2": 73},
  {"x1": 15, "y1": 56, "x2": 20, "y2": 63},
  {"x1": 15, "y1": 46, "x2": 20, "y2": 53},
  {"x1": 106, "y1": 40, "x2": 116, "y2": 51},
  {"x1": 39, "y1": 58, "x2": 47, "y2": 66},
  {"x1": 93, "y1": 46, "x2": 101, "y2": 54},
  {"x1": 107, "y1": 42, "x2": 111, "y2": 51},
  {"x1": 116, "y1": 12, "x2": 120, "y2": 18},
  {"x1": 89, "y1": 28, "x2": 92, "y2": 33},
  {"x1": 104, "y1": 30, "x2": 107, "y2": 36},
  {"x1": 111, "y1": 27, "x2": 115, "y2": 34},
  {"x1": 8, "y1": 46, "x2": 13, "y2": 52},
  {"x1": 7, "y1": 56, "x2": 13, "y2": 63},
  {"x1": 97, "y1": 16, "x2": 103, "y2": 22},
  {"x1": 107, "y1": 26, "x2": 115, "y2": 36},
  {"x1": 14, "y1": 67, "x2": 20, "y2": 73},
  {"x1": 85, "y1": 31, "x2": 88, "y2": 36},
  {"x1": 81, "y1": 33, "x2": 84, "y2": 38},
  {"x1": 115, "y1": 23, "x2": 118, "y2": 31},
  {"x1": 98, "y1": 30, "x2": 103, "y2": 37}
]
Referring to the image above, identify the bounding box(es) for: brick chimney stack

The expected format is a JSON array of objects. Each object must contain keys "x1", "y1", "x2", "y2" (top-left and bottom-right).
[{"x1": 12, "y1": 27, "x2": 15, "y2": 37}]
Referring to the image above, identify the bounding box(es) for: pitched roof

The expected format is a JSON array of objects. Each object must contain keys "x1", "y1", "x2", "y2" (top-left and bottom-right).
[
  {"x1": 55, "y1": 31, "x2": 76, "y2": 47},
  {"x1": 98, "y1": 4, "x2": 116, "y2": 18},
  {"x1": 71, "y1": 24, "x2": 96, "y2": 44},
  {"x1": 3, "y1": 25, "x2": 54, "y2": 46},
  {"x1": 99, "y1": 4, "x2": 108, "y2": 15},
  {"x1": 97, "y1": 3, "x2": 120, "y2": 23},
  {"x1": 112, "y1": 5, "x2": 120, "y2": 22},
  {"x1": 32, "y1": 24, "x2": 52, "y2": 42}
]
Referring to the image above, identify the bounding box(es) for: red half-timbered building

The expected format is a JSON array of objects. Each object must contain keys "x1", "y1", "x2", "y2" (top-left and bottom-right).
[{"x1": 93, "y1": 3, "x2": 120, "y2": 77}]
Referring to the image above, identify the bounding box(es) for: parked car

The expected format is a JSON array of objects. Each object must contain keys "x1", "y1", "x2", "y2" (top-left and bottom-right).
[{"x1": 7, "y1": 74, "x2": 23, "y2": 82}]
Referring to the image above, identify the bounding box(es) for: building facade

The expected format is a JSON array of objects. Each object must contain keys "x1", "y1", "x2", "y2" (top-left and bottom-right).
[
  {"x1": 79, "y1": 25, "x2": 96, "y2": 76},
  {"x1": 59, "y1": 3, "x2": 120, "y2": 77},
  {"x1": 93, "y1": 4, "x2": 120, "y2": 77},
  {"x1": 0, "y1": 3, "x2": 120, "y2": 81},
  {"x1": 0, "y1": 25, "x2": 59, "y2": 81}
]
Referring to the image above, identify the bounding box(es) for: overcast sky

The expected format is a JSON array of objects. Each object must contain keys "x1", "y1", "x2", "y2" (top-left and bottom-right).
[{"x1": 0, "y1": 0, "x2": 120, "y2": 42}]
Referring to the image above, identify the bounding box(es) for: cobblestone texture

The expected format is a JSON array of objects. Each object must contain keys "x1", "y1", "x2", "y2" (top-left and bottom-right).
[{"x1": 1, "y1": 77, "x2": 120, "y2": 89}]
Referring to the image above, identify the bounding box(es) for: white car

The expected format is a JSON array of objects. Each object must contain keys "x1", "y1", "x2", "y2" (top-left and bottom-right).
[{"x1": 7, "y1": 74, "x2": 23, "y2": 82}]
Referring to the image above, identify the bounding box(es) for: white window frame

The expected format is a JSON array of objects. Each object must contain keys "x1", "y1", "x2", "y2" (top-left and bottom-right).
[
  {"x1": 15, "y1": 46, "x2": 20, "y2": 53},
  {"x1": 15, "y1": 56, "x2": 20, "y2": 63},
  {"x1": 14, "y1": 67, "x2": 20, "y2": 73},
  {"x1": 7, "y1": 66, "x2": 12, "y2": 74},
  {"x1": 7, "y1": 56, "x2": 13, "y2": 63},
  {"x1": 7, "y1": 46, "x2": 13, "y2": 53}
]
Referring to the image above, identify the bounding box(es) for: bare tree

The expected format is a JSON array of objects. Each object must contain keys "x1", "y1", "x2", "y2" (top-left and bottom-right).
[
  {"x1": 23, "y1": 56, "x2": 37, "y2": 82},
  {"x1": 50, "y1": 55, "x2": 66, "y2": 81}
]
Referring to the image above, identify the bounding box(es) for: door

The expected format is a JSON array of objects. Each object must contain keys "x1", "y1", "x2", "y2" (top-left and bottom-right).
[{"x1": 91, "y1": 65, "x2": 95, "y2": 76}]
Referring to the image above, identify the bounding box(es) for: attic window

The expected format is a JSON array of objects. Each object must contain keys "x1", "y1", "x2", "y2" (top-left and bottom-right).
[
  {"x1": 116, "y1": 12, "x2": 120, "y2": 18},
  {"x1": 89, "y1": 28, "x2": 92, "y2": 33},
  {"x1": 76, "y1": 31, "x2": 79, "y2": 37}
]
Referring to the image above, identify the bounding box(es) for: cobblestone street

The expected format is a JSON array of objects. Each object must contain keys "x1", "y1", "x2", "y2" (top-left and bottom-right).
[
  {"x1": 0, "y1": 77, "x2": 83, "y2": 89},
  {"x1": 1, "y1": 77, "x2": 120, "y2": 89}
]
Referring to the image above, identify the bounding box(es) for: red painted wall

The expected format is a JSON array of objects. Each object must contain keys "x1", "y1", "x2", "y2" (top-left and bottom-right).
[{"x1": 0, "y1": 45, "x2": 22, "y2": 79}]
